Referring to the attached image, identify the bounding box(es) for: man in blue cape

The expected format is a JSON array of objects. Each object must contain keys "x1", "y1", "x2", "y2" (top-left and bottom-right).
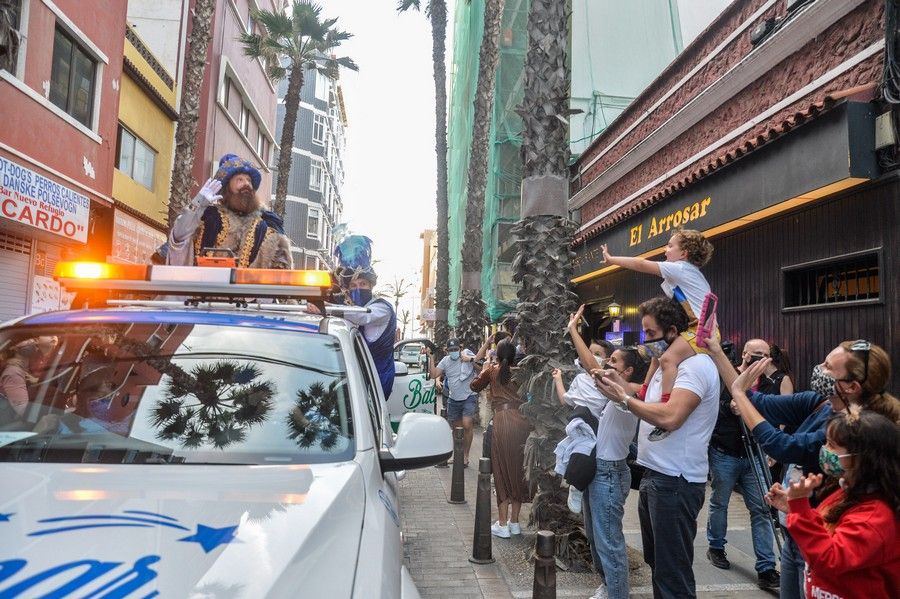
[{"x1": 333, "y1": 235, "x2": 397, "y2": 399}]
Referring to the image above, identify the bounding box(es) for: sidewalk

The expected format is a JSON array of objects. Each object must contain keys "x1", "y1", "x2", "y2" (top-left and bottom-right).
[{"x1": 399, "y1": 428, "x2": 777, "y2": 598}]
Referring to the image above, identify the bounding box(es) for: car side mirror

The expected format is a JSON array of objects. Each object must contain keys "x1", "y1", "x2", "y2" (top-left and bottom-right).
[
  {"x1": 394, "y1": 361, "x2": 409, "y2": 376},
  {"x1": 379, "y1": 413, "x2": 451, "y2": 472}
]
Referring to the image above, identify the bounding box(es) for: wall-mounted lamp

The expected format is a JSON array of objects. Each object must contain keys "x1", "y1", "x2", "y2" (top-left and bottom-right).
[{"x1": 607, "y1": 302, "x2": 622, "y2": 318}]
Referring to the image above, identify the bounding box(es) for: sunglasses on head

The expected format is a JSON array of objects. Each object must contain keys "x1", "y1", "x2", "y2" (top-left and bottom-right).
[{"x1": 848, "y1": 340, "x2": 871, "y2": 384}]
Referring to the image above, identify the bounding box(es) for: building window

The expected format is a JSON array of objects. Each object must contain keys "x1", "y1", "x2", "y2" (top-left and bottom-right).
[
  {"x1": 315, "y1": 71, "x2": 329, "y2": 101},
  {"x1": 783, "y1": 250, "x2": 881, "y2": 310},
  {"x1": 309, "y1": 161, "x2": 323, "y2": 192},
  {"x1": 116, "y1": 125, "x2": 156, "y2": 190},
  {"x1": 49, "y1": 26, "x2": 97, "y2": 127},
  {"x1": 312, "y1": 114, "x2": 326, "y2": 146},
  {"x1": 240, "y1": 105, "x2": 250, "y2": 136},
  {"x1": 224, "y1": 77, "x2": 232, "y2": 110},
  {"x1": 257, "y1": 131, "x2": 266, "y2": 160},
  {"x1": 307, "y1": 208, "x2": 321, "y2": 239},
  {"x1": 305, "y1": 255, "x2": 318, "y2": 269}
]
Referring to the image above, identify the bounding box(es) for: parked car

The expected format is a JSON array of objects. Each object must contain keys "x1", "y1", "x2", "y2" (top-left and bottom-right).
[{"x1": 0, "y1": 262, "x2": 452, "y2": 598}]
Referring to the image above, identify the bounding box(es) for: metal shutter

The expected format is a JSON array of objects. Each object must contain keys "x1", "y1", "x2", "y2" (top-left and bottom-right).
[{"x1": 0, "y1": 231, "x2": 32, "y2": 322}]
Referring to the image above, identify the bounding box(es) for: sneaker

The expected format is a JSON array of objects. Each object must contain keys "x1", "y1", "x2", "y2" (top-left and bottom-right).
[
  {"x1": 508, "y1": 522, "x2": 521, "y2": 535},
  {"x1": 567, "y1": 485, "x2": 583, "y2": 514},
  {"x1": 589, "y1": 582, "x2": 609, "y2": 599},
  {"x1": 706, "y1": 547, "x2": 730, "y2": 570},
  {"x1": 757, "y1": 569, "x2": 780, "y2": 592},
  {"x1": 490, "y1": 521, "x2": 510, "y2": 538},
  {"x1": 648, "y1": 426, "x2": 671, "y2": 441}
]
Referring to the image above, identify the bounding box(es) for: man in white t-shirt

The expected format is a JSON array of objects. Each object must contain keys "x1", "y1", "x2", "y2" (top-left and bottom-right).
[{"x1": 596, "y1": 296, "x2": 719, "y2": 599}]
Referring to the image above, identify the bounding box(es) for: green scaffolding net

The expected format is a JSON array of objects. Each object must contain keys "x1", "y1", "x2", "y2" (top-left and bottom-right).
[
  {"x1": 447, "y1": 0, "x2": 529, "y2": 326},
  {"x1": 447, "y1": 0, "x2": 686, "y2": 326}
]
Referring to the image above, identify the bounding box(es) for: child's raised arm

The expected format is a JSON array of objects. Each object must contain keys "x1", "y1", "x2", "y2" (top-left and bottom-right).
[{"x1": 602, "y1": 243, "x2": 662, "y2": 276}]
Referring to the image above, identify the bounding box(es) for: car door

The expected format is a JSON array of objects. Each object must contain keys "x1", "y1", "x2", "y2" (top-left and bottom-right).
[
  {"x1": 351, "y1": 332, "x2": 403, "y2": 598},
  {"x1": 387, "y1": 339, "x2": 437, "y2": 432}
]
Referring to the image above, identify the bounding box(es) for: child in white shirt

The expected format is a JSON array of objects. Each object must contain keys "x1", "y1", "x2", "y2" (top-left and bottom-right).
[{"x1": 602, "y1": 228, "x2": 717, "y2": 441}]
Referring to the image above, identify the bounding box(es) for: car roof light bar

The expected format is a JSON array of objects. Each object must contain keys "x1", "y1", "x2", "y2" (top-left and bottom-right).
[{"x1": 54, "y1": 262, "x2": 333, "y2": 301}]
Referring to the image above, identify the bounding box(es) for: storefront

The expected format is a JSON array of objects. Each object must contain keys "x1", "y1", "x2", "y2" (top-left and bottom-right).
[
  {"x1": 571, "y1": 100, "x2": 899, "y2": 390},
  {"x1": 0, "y1": 155, "x2": 110, "y2": 320}
]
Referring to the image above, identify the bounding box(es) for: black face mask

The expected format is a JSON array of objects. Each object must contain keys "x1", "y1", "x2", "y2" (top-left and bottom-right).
[{"x1": 746, "y1": 354, "x2": 766, "y2": 366}]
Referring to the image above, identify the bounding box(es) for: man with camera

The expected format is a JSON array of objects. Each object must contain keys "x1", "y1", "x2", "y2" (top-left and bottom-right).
[{"x1": 705, "y1": 339, "x2": 782, "y2": 592}]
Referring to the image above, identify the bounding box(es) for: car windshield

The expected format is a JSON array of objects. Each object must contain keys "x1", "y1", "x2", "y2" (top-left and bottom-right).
[{"x1": 0, "y1": 322, "x2": 353, "y2": 465}]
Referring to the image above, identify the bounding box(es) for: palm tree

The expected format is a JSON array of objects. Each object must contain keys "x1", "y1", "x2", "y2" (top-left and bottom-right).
[
  {"x1": 240, "y1": 0, "x2": 357, "y2": 217},
  {"x1": 0, "y1": 0, "x2": 21, "y2": 73},
  {"x1": 287, "y1": 379, "x2": 346, "y2": 450},
  {"x1": 513, "y1": 0, "x2": 583, "y2": 565},
  {"x1": 396, "y1": 0, "x2": 450, "y2": 355},
  {"x1": 400, "y1": 309, "x2": 412, "y2": 338},
  {"x1": 455, "y1": 0, "x2": 506, "y2": 353},
  {"x1": 167, "y1": 0, "x2": 218, "y2": 228},
  {"x1": 152, "y1": 361, "x2": 276, "y2": 449},
  {"x1": 384, "y1": 276, "x2": 415, "y2": 313}
]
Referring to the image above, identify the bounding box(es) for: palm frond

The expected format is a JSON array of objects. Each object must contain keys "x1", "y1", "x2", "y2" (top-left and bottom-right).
[{"x1": 397, "y1": 0, "x2": 422, "y2": 12}]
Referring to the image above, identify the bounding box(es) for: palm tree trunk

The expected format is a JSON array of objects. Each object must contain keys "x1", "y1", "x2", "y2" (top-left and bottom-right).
[
  {"x1": 514, "y1": 0, "x2": 584, "y2": 567},
  {"x1": 431, "y1": 0, "x2": 451, "y2": 355},
  {"x1": 456, "y1": 0, "x2": 505, "y2": 352},
  {"x1": 272, "y1": 66, "x2": 305, "y2": 217},
  {"x1": 167, "y1": 0, "x2": 217, "y2": 228}
]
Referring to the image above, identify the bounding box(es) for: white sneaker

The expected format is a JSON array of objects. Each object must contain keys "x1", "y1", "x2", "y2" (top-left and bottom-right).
[
  {"x1": 490, "y1": 521, "x2": 511, "y2": 538},
  {"x1": 508, "y1": 522, "x2": 521, "y2": 535},
  {"x1": 589, "y1": 582, "x2": 609, "y2": 599},
  {"x1": 567, "y1": 485, "x2": 583, "y2": 514}
]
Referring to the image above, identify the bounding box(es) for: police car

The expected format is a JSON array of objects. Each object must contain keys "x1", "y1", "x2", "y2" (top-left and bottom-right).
[{"x1": 0, "y1": 262, "x2": 452, "y2": 598}]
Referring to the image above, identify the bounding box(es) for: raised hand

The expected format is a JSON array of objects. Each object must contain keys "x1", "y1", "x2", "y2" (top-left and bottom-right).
[
  {"x1": 731, "y1": 357, "x2": 771, "y2": 396},
  {"x1": 601, "y1": 244, "x2": 612, "y2": 263},
  {"x1": 567, "y1": 304, "x2": 586, "y2": 331},
  {"x1": 787, "y1": 473, "x2": 823, "y2": 500},
  {"x1": 193, "y1": 178, "x2": 223, "y2": 208},
  {"x1": 551, "y1": 367, "x2": 562, "y2": 381}
]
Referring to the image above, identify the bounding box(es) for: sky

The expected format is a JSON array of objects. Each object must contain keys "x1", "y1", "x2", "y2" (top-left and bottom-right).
[{"x1": 320, "y1": 0, "x2": 449, "y2": 327}]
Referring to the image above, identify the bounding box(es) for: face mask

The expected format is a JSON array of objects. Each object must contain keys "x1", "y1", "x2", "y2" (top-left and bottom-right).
[
  {"x1": 449, "y1": 351, "x2": 460, "y2": 361},
  {"x1": 642, "y1": 338, "x2": 670, "y2": 360},
  {"x1": 810, "y1": 364, "x2": 837, "y2": 398},
  {"x1": 746, "y1": 354, "x2": 765, "y2": 366},
  {"x1": 15, "y1": 343, "x2": 39, "y2": 358},
  {"x1": 349, "y1": 288, "x2": 373, "y2": 306},
  {"x1": 819, "y1": 446, "x2": 852, "y2": 477}
]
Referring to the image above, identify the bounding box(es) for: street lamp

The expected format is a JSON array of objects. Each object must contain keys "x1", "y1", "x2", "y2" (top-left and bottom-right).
[{"x1": 607, "y1": 302, "x2": 622, "y2": 318}]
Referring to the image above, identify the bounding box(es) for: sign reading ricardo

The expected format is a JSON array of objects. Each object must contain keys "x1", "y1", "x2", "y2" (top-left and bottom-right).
[{"x1": 0, "y1": 156, "x2": 90, "y2": 243}]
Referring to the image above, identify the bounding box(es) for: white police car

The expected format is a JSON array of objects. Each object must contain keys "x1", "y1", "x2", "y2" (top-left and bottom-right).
[{"x1": 0, "y1": 262, "x2": 451, "y2": 598}]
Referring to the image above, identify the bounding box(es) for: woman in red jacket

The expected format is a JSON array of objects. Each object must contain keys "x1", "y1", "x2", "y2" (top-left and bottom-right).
[{"x1": 767, "y1": 409, "x2": 899, "y2": 599}]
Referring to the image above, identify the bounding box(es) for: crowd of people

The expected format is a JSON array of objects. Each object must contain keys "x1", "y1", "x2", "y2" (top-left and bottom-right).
[{"x1": 437, "y1": 228, "x2": 899, "y2": 599}]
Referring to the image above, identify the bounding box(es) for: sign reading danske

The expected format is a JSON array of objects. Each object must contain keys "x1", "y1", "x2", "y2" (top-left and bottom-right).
[{"x1": 0, "y1": 156, "x2": 90, "y2": 243}]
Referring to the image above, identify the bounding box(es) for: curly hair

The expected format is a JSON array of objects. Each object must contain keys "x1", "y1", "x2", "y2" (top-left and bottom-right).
[
  {"x1": 639, "y1": 296, "x2": 690, "y2": 335},
  {"x1": 672, "y1": 228, "x2": 714, "y2": 267},
  {"x1": 822, "y1": 410, "x2": 900, "y2": 525}
]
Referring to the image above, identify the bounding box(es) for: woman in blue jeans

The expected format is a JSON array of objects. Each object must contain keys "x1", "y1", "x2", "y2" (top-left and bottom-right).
[
  {"x1": 566, "y1": 309, "x2": 650, "y2": 599},
  {"x1": 708, "y1": 337, "x2": 899, "y2": 599}
]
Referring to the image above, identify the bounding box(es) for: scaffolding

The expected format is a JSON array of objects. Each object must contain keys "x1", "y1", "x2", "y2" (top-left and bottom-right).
[
  {"x1": 447, "y1": 0, "x2": 529, "y2": 325},
  {"x1": 447, "y1": 0, "x2": 687, "y2": 325}
]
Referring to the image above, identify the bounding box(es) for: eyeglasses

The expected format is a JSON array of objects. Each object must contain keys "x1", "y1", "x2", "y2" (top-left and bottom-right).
[{"x1": 848, "y1": 340, "x2": 871, "y2": 384}]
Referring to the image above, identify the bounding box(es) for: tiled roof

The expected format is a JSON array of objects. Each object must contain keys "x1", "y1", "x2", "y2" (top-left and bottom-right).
[{"x1": 573, "y1": 84, "x2": 877, "y2": 245}]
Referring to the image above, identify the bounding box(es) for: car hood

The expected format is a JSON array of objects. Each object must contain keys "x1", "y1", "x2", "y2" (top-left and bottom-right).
[{"x1": 0, "y1": 461, "x2": 365, "y2": 598}]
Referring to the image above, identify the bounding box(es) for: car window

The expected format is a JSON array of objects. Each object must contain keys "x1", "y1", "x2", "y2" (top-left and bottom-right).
[
  {"x1": 353, "y1": 333, "x2": 383, "y2": 444},
  {"x1": 0, "y1": 323, "x2": 354, "y2": 465}
]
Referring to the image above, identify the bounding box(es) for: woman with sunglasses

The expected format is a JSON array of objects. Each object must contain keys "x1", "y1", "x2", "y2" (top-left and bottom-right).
[
  {"x1": 765, "y1": 409, "x2": 899, "y2": 599},
  {"x1": 706, "y1": 337, "x2": 899, "y2": 599}
]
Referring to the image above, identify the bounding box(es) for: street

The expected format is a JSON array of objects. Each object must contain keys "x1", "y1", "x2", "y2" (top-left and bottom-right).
[{"x1": 401, "y1": 429, "x2": 775, "y2": 599}]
